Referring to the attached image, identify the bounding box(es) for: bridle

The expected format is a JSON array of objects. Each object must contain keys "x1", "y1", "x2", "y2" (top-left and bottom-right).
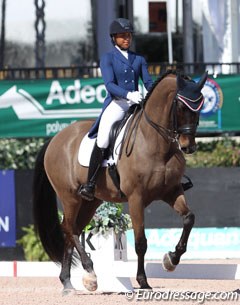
[
  {"x1": 120, "y1": 74, "x2": 206, "y2": 157},
  {"x1": 142, "y1": 92, "x2": 204, "y2": 143},
  {"x1": 171, "y1": 93, "x2": 204, "y2": 136},
  {"x1": 143, "y1": 103, "x2": 177, "y2": 142}
]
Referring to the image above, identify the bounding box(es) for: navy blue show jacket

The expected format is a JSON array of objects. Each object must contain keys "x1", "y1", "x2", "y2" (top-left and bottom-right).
[{"x1": 88, "y1": 47, "x2": 153, "y2": 138}]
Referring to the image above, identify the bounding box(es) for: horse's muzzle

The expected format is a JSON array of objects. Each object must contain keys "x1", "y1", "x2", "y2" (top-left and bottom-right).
[
  {"x1": 181, "y1": 144, "x2": 197, "y2": 154},
  {"x1": 179, "y1": 134, "x2": 197, "y2": 154}
]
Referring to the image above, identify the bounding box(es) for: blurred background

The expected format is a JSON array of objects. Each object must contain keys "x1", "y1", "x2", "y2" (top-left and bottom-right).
[
  {"x1": 1, "y1": 0, "x2": 239, "y2": 69},
  {"x1": 0, "y1": 0, "x2": 240, "y2": 262}
]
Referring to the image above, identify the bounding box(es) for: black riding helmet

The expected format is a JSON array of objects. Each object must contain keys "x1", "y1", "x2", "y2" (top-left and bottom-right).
[
  {"x1": 109, "y1": 18, "x2": 134, "y2": 35},
  {"x1": 109, "y1": 18, "x2": 134, "y2": 37}
]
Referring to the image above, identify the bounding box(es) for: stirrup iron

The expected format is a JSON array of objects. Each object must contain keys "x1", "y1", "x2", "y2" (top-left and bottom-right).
[{"x1": 78, "y1": 182, "x2": 95, "y2": 201}]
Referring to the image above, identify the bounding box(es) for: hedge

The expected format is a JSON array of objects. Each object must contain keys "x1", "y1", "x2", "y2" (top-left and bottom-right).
[{"x1": 0, "y1": 137, "x2": 240, "y2": 169}]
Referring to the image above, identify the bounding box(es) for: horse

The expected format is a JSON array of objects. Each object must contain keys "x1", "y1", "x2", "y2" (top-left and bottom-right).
[{"x1": 33, "y1": 70, "x2": 208, "y2": 294}]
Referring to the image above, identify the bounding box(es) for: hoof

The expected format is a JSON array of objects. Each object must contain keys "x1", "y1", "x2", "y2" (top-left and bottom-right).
[
  {"x1": 82, "y1": 271, "x2": 98, "y2": 291},
  {"x1": 62, "y1": 288, "x2": 76, "y2": 296},
  {"x1": 137, "y1": 275, "x2": 152, "y2": 290},
  {"x1": 139, "y1": 284, "x2": 152, "y2": 290},
  {"x1": 162, "y1": 252, "x2": 176, "y2": 272}
]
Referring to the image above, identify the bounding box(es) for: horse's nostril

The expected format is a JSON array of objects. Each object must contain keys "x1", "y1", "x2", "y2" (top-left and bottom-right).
[{"x1": 182, "y1": 145, "x2": 196, "y2": 154}]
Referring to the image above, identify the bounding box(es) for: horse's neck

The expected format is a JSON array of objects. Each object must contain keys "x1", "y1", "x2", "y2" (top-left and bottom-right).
[
  {"x1": 136, "y1": 77, "x2": 178, "y2": 158},
  {"x1": 144, "y1": 77, "x2": 177, "y2": 130}
]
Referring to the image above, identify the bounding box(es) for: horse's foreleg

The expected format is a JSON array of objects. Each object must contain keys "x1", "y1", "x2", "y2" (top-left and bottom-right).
[
  {"x1": 129, "y1": 201, "x2": 151, "y2": 289},
  {"x1": 163, "y1": 194, "x2": 195, "y2": 272},
  {"x1": 135, "y1": 234, "x2": 151, "y2": 289}
]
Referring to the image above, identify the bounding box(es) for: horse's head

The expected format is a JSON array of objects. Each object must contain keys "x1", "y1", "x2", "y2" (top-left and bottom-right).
[{"x1": 174, "y1": 71, "x2": 208, "y2": 154}]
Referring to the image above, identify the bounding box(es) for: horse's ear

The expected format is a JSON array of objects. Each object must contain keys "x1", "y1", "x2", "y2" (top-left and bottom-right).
[
  {"x1": 177, "y1": 74, "x2": 186, "y2": 90},
  {"x1": 197, "y1": 71, "x2": 208, "y2": 89}
]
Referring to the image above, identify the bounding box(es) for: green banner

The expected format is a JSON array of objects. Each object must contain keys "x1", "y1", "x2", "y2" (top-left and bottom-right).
[
  {"x1": 0, "y1": 78, "x2": 107, "y2": 137},
  {"x1": 197, "y1": 74, "x2": 240, "y2": 132},
  {"x1": 0, "y1": 75, "x2": 239, "y2": 138}
]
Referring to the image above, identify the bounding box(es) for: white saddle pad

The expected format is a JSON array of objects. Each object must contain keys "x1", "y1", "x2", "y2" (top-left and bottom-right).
[{"x1": 78, "y1": 118, "x2": 130, "y2": 167}]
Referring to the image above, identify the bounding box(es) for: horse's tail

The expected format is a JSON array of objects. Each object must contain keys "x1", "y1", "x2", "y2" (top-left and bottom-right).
[{"x1": 32, "y1": 140, "x2": 64, "y2": 263}]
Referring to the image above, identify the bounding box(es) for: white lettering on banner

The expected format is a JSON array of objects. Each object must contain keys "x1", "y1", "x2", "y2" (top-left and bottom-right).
[
  {"x1": 81, "y1": 85, "x2": 95, "y2": 104},
  {"x1": 190, "y1": 231, "x2": 240, "y2": 249},
  {"x1": 64, "y1": 80, "x2": 81, "y2": 104},
  {"x1": 96, "y1": 84, "x2": 107, "y2": 103},
  {"x1": 46, "y1": 80, "x2": 106, "y2": 105},
  {"x1": 46, "y1": 120, "x2": 77, "y2": 136},
  {"x1": 46, "y1": 80, "x2": 67, "y2": 105},
  {"x1": 0, "y1": 216, "x2": 9, "y2": 232},
  {"x1": 147, "y1": 229, "x2": 240, "y2": 251},
  {"x1": 147, "y1": 229, "x2": 180, "y2": 248},
  {"x1": 127, "y1": 228, "x2": 240, "y2": 260}
]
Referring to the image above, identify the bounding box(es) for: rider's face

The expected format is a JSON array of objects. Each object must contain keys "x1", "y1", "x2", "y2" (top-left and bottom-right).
[{"x1": 114, "y1": 32, "x2": 132, "y2": 50}]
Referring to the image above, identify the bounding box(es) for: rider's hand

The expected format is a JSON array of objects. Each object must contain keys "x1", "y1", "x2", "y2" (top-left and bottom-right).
[{"x1": 127, "y1": 91, "x2": 142, "y2": 104}]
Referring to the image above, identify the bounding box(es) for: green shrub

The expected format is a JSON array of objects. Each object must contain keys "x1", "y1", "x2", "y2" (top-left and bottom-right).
[
  {"x1": 1, "y1": 137, "x2": 240, "y2": 169},
  {"x1": 17, "y1": 225, "x2": 50, "y2": 261},
  {"x1": 186, "y1": 139, "x2": 240, "y2": 167},
  {"x1": 84, "y1": 202, "x2": 132, "y2": 235},
  {"x1": 0, "y1": 138, "x2": 45, "y2": 169}
]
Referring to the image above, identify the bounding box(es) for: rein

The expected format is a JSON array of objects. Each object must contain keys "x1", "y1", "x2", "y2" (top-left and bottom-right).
[
  {"x1": 119, "y1": 105, "x2": 143, "y2": 158},
  {"x1": 143, "y1": 100, "x2": 178, "y2": 143},
  {"x1": 119, "y1": 73, "x2": 204, "y2": 158},
  {"x1": 119, "y1": 95, "x2": 178, "y2": 159}
]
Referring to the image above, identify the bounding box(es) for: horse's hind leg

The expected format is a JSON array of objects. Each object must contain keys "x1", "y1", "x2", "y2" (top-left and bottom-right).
[
  {"x1": 59, "y1": 244, "x2": 75, "y2": 295},
  {"x1": 163, "y1": 194, "x2": 195, "y2": 272},
  {"x1": 60, "y1": 233, "x2": 97, "y2": 294},
  {"x1": 72, "y1": 234, "x2": 98, "y2": 291},
  {"x1": 60, "y1": 198, "x2": 100, "y2": 293},
  {"x1": 72, "y1": 199, "x2": 101, "y2": 291}
]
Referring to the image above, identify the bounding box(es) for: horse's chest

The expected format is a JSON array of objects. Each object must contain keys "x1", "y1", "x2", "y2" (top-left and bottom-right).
[
  {"x1": 165, "y1": 154, "x2": 185, "y2": 183},
  {"x1": 165, "y1": 166, "x2": 182, "y2": 180}
]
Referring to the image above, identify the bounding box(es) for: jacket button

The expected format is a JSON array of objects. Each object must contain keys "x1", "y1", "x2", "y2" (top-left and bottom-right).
[
  {"x1": 131, "y1": 80, "x2": 134, "y2": 83},
  {"x1": 125, "y1": 70, "x2": 127, "y2": 72},
  {"x1": 125, "y1": 80, "x2": 128, "y2": 83}
]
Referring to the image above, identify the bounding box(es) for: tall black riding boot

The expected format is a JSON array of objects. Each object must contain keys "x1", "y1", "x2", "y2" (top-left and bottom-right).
[{"x1": 78, "y1": 143, "x2": 105, "y2": 201}]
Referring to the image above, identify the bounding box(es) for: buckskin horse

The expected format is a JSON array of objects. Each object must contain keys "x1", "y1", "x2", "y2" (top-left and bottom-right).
[{"x1": 33, "y1": 70, "x2": 208, "y2": 294}]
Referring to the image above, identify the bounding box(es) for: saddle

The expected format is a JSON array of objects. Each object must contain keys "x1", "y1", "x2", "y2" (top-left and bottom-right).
[
  {"x1": 108, "y1": 104, "x2": 140, "y2": 158},
  {"x1": 107, "y1": 104, "x2": 140, "y2": 197}
]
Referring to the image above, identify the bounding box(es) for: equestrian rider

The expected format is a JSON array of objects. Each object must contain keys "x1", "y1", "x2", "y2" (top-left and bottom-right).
[{"x1": 79, "y1": 18, "x2": 153, "y2": 201}]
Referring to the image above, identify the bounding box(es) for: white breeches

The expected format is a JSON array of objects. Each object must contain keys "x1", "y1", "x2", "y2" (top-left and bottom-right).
[{"x1": 97, "y1": 98, "x2": 135, "y2": 149}]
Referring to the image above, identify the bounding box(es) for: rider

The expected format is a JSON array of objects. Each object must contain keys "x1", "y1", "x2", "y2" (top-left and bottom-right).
[{"x1": 79, "y1": 17, "x2": 153, "y2": 201}]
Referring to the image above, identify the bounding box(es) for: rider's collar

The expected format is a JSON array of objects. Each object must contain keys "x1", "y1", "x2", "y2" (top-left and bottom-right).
[{"x1": 115, "y1": 45, "x2": 129, "y2": 59}]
